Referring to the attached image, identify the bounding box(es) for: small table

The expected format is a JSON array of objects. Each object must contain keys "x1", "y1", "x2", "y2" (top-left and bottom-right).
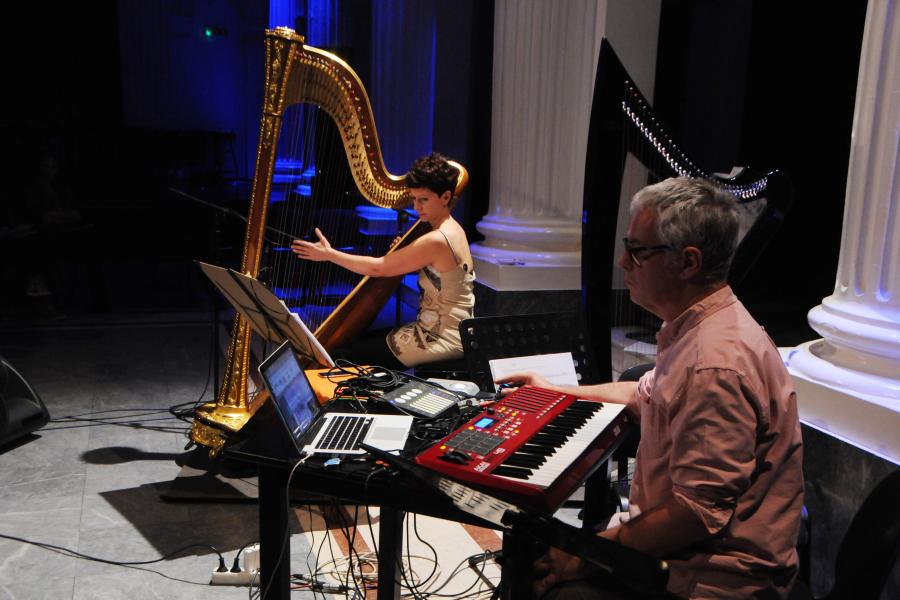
[
  {"x1": 223, "y1": 401, "x2": 502, "y2": 600},
  {"x1": 224, "y1": 397, "x2": 629, "y2": 600}
]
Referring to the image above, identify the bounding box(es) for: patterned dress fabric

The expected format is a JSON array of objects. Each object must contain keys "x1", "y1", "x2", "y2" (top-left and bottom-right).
[{"x1": 387, "y1": 232, "x2": 475, "y2": 367}]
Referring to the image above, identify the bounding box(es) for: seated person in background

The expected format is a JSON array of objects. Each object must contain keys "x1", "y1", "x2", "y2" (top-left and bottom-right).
[
  {"x1": 497, "y1": 177, "x2": 804, "y2": 600},
  {"x1": 5, "y1": 149, "x2": 86, "y2": 318},
  {"x1": 292, "y1": 152, "x2": 475, "y2": 370}
]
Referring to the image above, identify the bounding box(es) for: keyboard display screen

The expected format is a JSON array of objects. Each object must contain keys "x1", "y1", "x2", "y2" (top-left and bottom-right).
[{"x1": 473, "y1": 417, "x2": 496, "y2": 429}]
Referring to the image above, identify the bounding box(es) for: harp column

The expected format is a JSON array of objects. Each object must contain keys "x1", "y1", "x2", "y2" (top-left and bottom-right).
[
  {"x1": 470, "y1": 0, "x2": 607, "y2": 292},
  {"x1": 786, "y1": 0, "x2": 900, "y2": 463}
]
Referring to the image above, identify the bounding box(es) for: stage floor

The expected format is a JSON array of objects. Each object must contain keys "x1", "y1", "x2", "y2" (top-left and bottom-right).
[{"x1": 0, "y1": 316, "x2": 513, "y2": 598}]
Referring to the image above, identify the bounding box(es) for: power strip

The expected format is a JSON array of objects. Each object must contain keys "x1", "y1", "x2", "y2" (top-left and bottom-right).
[
  {"x1": 210, "y1": 543, "x2": 260, "y2": 586},
  {"x1": 210, "y1": 569, "x2": 259, "y2": 586}
]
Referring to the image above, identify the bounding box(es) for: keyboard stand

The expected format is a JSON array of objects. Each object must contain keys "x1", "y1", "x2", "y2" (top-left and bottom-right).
[
  {"x1": 256, "y1": 463, "x2": 406, "y2": 600},
  {"x1": 224, "y1": 403, "x2": 502, "y2": 600}
]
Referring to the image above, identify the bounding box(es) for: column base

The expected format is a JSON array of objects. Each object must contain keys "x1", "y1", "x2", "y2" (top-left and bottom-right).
[
  {"x1": 470, "y1": 217, "x2": 581, "y2": 291},
  {"x1": 473, "y1": 257, "x2": 581, "y2": 291},
  {"x1": 785, "y1": 340, "x2": 900, "y2": 465}
]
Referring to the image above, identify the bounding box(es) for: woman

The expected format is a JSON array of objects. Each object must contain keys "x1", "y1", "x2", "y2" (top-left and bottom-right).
[{"x1": 291, "y1": 153, "x2": 475, "y2": 370}]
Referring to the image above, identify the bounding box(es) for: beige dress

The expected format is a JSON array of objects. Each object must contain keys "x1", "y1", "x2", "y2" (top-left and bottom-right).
[{"x1": 386, "y1": 231, "x2": 475, "y2": 367}]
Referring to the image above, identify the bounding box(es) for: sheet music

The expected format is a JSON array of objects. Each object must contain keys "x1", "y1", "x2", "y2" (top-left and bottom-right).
[
  {"x1": 196, "y1": 261, "x2": 335, "y2": 368},
  {"x1": 488, "y1": 352, "x2": 579, "y2": 391},
  {"x1": 283, "y1": 301, "x2": 335, "y2": 368}
]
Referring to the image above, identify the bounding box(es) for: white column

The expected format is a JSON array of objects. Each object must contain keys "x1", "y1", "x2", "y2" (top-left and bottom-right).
[
  {"x1": 787, "y1": 0, "x2": 900, "y2": 464},
  {"x1": 473, "y1": 0, "x2": 661, "y2": 291},
  {"x1": 471, "y1": 0, "x2": 608, "y2": 291}
]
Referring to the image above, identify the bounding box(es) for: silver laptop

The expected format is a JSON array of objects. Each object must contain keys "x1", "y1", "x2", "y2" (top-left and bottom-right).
[{"x1": 259, "y1": 340, "x2": 413, "y2": 456}]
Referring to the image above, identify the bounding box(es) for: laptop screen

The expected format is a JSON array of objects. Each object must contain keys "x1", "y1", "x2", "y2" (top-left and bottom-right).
[{"x1": 259, "y1": 341, "x2": 321, "y2": 445}]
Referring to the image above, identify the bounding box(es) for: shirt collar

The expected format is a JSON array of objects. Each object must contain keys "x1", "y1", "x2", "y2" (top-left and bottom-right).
[{"x1": 655, "y1": 285, "x2": 737, "y2": 350}]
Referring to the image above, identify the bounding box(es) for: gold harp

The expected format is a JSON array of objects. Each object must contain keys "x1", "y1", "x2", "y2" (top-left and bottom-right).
[{"x1": 190, "y1": 27, "x2": 468, "y2": 455}]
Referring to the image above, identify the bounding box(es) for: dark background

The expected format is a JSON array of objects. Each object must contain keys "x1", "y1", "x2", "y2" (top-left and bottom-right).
[
  {"x1": 653, "y1": 1, "x2": 867, "y2": 344},
  {"x1": 0, "y1": 1, "x2": 868, "y2": 347}
]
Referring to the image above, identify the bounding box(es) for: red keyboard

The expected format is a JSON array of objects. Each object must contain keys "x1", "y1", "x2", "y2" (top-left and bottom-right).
[{"x1": 415, "y1": 386, "x2": 628, "y2": 513}]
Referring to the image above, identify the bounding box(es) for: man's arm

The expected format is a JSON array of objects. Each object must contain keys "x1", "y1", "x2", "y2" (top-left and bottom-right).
[
  {"x1": 532, "y1": 497, "x2": 711, "y2": 598},
  {"x1": 494, "y1": 372, "x2": 640, "y2": 418},
  {"x1": 599, "y1": 496, "x2": 711, "y2": 557},
  {"x1": 606, "y1": 368, "x2": 760, "y2": 556}
]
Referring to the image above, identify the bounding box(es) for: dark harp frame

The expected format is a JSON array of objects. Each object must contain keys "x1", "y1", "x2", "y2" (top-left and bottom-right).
[{"x1": 582, "y1": 38, "x2": 794, "y2": 383}]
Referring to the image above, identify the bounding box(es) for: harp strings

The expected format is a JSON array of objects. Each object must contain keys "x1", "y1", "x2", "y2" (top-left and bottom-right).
[
  {"x1": 265, "y1": 75, "x2": 362, "y2": 332},
  {"x1": 309, "y1": 97, "x2": 350, "y2": 330},
  {"x1": 610, "y1": 88, "x2": 670, "y2": 375},
  {"x1": 315, "y1": 93, "x2": 357, "y2": 319},
  {"x1": 606, "y1": 77, "x2": 776, "y2": 379},
  {"x1": 271, "y1": 102, "x2": 303, "y2": 310}
]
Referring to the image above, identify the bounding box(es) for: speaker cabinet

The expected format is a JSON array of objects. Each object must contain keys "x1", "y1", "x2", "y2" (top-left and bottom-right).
[{"x1": 0, "y1": 357, "x2": 50, "y2": 448}]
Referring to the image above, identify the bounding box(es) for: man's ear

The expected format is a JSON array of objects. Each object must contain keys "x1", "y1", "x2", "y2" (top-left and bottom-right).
[{"x1": 680, "y1": 246, "x2": 703, "y2": 279}]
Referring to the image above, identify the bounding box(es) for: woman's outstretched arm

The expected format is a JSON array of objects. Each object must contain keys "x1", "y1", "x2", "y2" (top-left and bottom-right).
[{"x1": 291, "y1": 227, "x2": 445, "y2": 277}]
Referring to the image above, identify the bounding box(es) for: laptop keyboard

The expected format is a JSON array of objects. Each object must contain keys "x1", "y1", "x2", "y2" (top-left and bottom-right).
[{"x1": 319, "y1": 415, "x2": 373, "y2": 451}]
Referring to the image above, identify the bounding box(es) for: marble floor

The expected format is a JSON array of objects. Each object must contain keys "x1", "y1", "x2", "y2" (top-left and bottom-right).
[{"x1": 0, "y1": 315, "x2": 504, "y2": 599}]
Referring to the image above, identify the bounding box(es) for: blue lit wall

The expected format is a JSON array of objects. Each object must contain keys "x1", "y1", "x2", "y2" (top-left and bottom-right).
[
  {"x1": 116, "y1": 1, "x2": 267, "y2": 179},
  {"x1": 116, "y1": 1, "x2": 443, "y2": 196},
  {"x1": 269, "y1": 0, "x2": 338, "y2": 46},
  {"x1": 370, "y1": 0, "x2": 436, "y2": 175},
  {"x1": 268, "y1": 0, "x2": 437, "y2": 177}
]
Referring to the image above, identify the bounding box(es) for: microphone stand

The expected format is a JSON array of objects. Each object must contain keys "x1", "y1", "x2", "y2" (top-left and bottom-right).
[
  {"x1": 169, "y1": 187, "x2": 302, "y2": 395},
  {"x1": 168, "y1": 187, "x2": 299, "y2": 246},
  {"x1": 210, "y1": 209, "x2": 223, "y2": 391}
]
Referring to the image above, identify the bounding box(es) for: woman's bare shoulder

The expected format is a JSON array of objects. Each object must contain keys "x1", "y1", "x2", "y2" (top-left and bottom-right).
[
  {"x1": 439, "y1": 219, "x2": 470, "y2": 244},
  {"x1": 436, "y1": 220, "x2": 472, "y2": 268},
  {"x1": 414, "y1": 229, "x2": 448, "y2": 246}
]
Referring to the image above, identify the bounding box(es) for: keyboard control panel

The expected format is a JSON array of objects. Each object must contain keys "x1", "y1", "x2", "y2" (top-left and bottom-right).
[{"x1": 383, "y1": 382, "x2": 458, "y2": 418}]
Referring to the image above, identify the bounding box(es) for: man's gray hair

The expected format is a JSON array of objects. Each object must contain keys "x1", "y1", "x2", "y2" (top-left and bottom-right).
[{"x1": 630, "y1": 177, "x2": 740, "y2": 283}]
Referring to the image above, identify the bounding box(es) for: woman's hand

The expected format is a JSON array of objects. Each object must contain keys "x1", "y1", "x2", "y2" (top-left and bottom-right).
[
  {"x1": 494, "y1": 372, "x2": 553, "y2": 395},
  {"x1": 291, "y1": 228, "x2": 333, "y2": 262},
  {"x1": 389, "y1": 235, "x2": 402, "y2": 249}
]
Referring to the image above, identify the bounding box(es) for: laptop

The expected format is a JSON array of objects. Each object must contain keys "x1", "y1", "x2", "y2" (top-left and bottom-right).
[{"x1": 259, "y1": 340, "x2": 413, "y2": 457}]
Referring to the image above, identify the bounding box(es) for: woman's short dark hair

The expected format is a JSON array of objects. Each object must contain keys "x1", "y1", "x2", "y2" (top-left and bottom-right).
[
  {"x1": 630, "y1": 177, "x2": 740, "y2": 283},
  {"x1": 405, "y1": 152, "x2": 459, "y2": 199}
]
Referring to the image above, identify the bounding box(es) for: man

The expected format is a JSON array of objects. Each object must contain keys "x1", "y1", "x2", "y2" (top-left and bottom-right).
[{"x1": 499, "y1": 177, "x2": 804, "y2": 599}]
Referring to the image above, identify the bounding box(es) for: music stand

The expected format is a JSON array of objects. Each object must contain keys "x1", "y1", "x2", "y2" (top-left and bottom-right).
[
  {"x1": 459, "y1": 312, "x2": 601, "y2": 393},
  {"x1": 197, "y1": 261, "x2": 334, "y2": 368},
  {"x1": 359, "y1": 443, "x2": 673, "y2": 600}
]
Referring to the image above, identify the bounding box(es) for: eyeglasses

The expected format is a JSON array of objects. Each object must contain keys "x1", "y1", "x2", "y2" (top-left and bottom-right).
[{"x1": 621, "y1": 238, "x2": 675, "y2": 267}]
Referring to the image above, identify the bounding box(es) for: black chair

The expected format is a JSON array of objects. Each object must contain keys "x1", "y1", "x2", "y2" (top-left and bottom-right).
[
  {"x1": 459, "y1": 312, "x2": 601, "y2": 392},
  {"x1": 790, "y1": 470, "x2": 900, "y2": 600},
  {"x1": 412, "y1": 356, "x2": 471, "y2": 381},
  {"x1": 618, "y1": 363, "x2": 654, "y2": 383}
]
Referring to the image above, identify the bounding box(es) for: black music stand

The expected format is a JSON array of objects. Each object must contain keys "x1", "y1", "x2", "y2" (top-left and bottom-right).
[
  {"x1": 460, "y1": 312, "x2": 601, "y2": 393},
  {"x1": 360, "y1": 443, "x2": 674, "y2": 600},
  {"x1": 196, "y1": 261, "x2": 333, "y2": 368}
]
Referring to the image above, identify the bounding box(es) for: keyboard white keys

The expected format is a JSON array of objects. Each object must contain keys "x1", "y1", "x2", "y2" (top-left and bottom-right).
[{"x1": 500, "y1": 401, "x2": 625, "y2": 488}]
